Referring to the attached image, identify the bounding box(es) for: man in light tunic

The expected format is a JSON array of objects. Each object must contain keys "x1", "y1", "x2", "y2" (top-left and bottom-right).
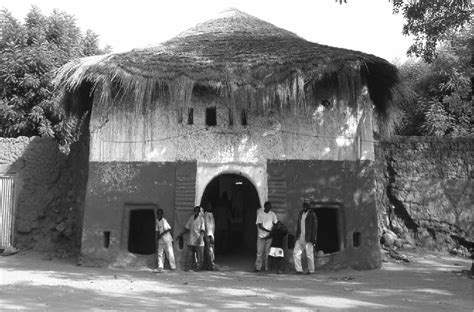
[
  {"x1": 154, "y1": 208, "x2": 176, "y2": 273},
  {"x1": 179, "y1": 206, "x2": 206, "y2": 271},
  {"x1": 255, "y1": 201, "x2": 278, "y2": 272},
  {"x1": 294, "y1": 199, "x2": 318, "y2": 274}
]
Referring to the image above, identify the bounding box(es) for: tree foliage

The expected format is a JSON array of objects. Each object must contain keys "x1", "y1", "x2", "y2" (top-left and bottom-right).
[
  {"x1": 336, "y1": 0, "x2": 472, "y2": 136},
  {"x1": 0, "y1": 7, "x2": 110, "y2": 141},
  {"x1": 392, "y1": 0, "x2": 472, "y2": 63},
  {"x1": 396, "y1": 26, "x2": 472, "y2": 136},
  {"x1": 337, "y1": 0, "x2": 472, "y2": 63}
]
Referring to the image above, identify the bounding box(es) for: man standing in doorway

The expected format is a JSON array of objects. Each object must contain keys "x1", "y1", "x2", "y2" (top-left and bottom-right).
[
  {"x1": 203, "y1": 203, "x2": 217, "y2": 271},
  {"x1": 255, "y1": 201, "x2": 277, "y2": 272},
  {"x1": 179, "y1": 206, "x2": 206, "y2": 271},
  {"x1": 294, "y1": 199, "x2": 318, "y2": 274}
]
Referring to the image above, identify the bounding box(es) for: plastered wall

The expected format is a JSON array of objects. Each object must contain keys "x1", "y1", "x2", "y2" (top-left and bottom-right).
[{"x1": 88, "y1": 89, "x2": 375, "y2": 164}]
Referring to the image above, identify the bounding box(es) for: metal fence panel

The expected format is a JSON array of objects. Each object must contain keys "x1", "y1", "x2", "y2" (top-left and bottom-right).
[{"x1": 0, "y1": 175, "x2": 16, "y2": 249}]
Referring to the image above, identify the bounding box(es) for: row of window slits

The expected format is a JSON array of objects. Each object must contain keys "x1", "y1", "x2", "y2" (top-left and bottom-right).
[{"x1": 178, "y1": 107, "x2": 247, "y2": 126}]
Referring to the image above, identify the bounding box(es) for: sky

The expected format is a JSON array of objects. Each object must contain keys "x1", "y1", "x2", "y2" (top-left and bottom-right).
[{"x1": 1, "y1": 0, "x2": 412, "y2": 63}]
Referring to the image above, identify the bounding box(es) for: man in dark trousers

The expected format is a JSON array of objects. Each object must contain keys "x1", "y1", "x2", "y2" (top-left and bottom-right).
[{"x1": 293, "y1": 199, "x2": 318, "y2": 274}]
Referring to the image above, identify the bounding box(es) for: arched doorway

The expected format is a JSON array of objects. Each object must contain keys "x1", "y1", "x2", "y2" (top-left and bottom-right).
[{"x1": 200, "y1": 173, "x2": 260, "y2": 266}]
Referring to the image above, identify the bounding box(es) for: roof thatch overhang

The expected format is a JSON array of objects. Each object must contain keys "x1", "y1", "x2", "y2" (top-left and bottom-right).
[{"x1": 55, "y1": 9, "x2": 399, "y2": 126}]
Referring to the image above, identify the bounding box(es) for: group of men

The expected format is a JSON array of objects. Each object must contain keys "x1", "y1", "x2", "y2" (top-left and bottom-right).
[
  {"x1": 154, "y1": 198, "x2": 318, "y2": 274},
  {"x1": 154, "y1": 204, "x2": 216, "y2": 273},
  {"x1": 255, "y1": 199, "x2": 318, "y2": 274}
]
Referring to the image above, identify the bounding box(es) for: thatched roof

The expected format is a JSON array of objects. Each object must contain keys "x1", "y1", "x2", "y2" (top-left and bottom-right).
[{"x1": 55, "y1": 8, "x2": 399, "y2": 122}]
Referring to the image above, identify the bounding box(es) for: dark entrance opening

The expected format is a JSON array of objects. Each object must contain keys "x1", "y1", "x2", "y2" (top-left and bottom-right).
[
  {"x1": 205, "y1": 107, "x2": 217, "y2": 126},
  {"x1": 310, "y1": 202, "x2": 345, "y2": 254},
  {"x1": 200, "y1": 174, "x2": 260, "y2": 266},
  {"x1": 128, "y1": 209, "x2": 156, "y2": 255}
]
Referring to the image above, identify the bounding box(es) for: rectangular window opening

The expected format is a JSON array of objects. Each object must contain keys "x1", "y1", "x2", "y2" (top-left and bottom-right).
[
  {"x1": 206, "y1": 107, "x2": 217, "y2": 126},
  {"x1": 178, "y1": 235, "x2": 184, "y2": 250},
  {"x1": 241, "y1": 109, "x2": 247, "y2": 126},
  {"x1": 177, "y1": 108, "x2": 183, "y2": 124},
  {"x1": 103, "y1": 231, "x2": 111, "y2": 249},
  {"x1": 187, "y1": 107, "x2": 194, "y2": 125},
  {"x1": 353, "y1": 232, "x2": 361, "y2": 247},
  {"x1": 228, "y1": 108, "x2": 233, "y2": 126}
]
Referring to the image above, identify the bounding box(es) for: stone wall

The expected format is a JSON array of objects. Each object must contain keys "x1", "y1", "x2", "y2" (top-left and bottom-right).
[
  {"x1": 0, "y1": 137, "x2": 87, "y2": 255},
  {"x1": 376, "y1": 136, "x2": 473, "y2": 254}
]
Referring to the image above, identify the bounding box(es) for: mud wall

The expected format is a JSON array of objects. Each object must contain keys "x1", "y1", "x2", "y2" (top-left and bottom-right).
[
  {"x1": 79, "y1": 86, "x2": 377, "y2": 267},
  {"x1": 80, "y1": 161, "x2": 177, "y2": 266},
  {"x1": 81, "y1": 158, "x2": 380, "y2": 269},
  {"x1": 269, "y1": 160, "x2": 380, "y2": 270},
  {"x1": 0, "y1": 137, "x2": 81, "y2": 254},
  {"x1": 376, "y1": 136, "x2": 473, "y2": 251}
]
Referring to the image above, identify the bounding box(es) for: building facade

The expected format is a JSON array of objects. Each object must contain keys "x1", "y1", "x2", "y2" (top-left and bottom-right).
[{"x1": 57, "y1": 9, "x2": 398, "y2": 269}]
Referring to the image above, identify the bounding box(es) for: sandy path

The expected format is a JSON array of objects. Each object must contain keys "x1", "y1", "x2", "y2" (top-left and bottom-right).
[{"x1": 0, "y1": 251, "x2": 472, "y2": 311}]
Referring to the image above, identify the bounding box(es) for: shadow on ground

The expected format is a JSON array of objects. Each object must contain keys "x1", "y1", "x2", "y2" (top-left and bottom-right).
[{"x1": 0, "y1": 251, "x2": 472, "y2": 310}]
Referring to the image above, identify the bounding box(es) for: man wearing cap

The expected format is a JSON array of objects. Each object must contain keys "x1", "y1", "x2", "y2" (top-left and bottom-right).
[{"x1": 294, "y1": 199, "x2": 318, "y2": 274}]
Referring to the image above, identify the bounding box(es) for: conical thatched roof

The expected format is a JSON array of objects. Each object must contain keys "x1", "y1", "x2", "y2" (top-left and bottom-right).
[{"x1": 56, "y1": 8, "x2": 399, "y2": 123}]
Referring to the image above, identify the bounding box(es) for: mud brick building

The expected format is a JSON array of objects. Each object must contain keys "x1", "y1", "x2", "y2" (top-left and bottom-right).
[{"x1": 55, "y1": 9, "x2": 399, "y2": 269}]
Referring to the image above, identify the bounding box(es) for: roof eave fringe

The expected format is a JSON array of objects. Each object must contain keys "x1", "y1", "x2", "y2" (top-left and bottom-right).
[{"x1": 57, "y1": 56, "x2": 397, "y2": 123}]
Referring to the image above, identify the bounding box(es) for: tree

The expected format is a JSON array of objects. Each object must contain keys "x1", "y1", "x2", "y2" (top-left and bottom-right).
[
  {"x1": 336, "y1": 0, "x2": 472, "y2": 135},
  {"x1": 392, "y1": 0, "x2": 472, "y2": 63},
  {"x1": 337, "y1": 0, "x2": 472, "y2": 63},
  {"x1": 0, "y1": 7, "x2": 110, "y2": 141},
  {"x1": 396, "y1": 26, "x2": 472, "y2": 136}
]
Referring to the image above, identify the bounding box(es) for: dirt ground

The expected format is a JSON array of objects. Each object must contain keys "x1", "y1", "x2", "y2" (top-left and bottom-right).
[{"x1": 0, "y1": 250, "x2": 472, "y2": 311}]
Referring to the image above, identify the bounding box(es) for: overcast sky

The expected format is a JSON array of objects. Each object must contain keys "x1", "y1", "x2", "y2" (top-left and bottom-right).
[{"x1": 1, "y1": 0, "x2": 412, "y2": 63}]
